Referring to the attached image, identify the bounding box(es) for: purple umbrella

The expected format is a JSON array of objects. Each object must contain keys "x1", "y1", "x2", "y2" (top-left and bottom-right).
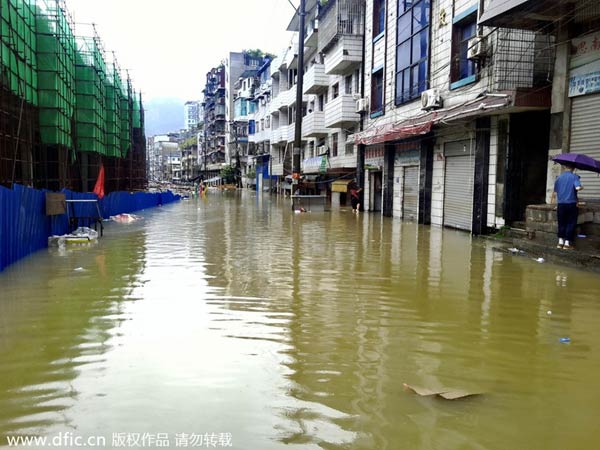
[{"x1": 553, "y1": 153, "x2": 600, "y2": 173}]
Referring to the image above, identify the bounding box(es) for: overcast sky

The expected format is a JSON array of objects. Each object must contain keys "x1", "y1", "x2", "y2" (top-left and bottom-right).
[{"x1": 66, "y1": 0, "x2": 296, "y2": 102}]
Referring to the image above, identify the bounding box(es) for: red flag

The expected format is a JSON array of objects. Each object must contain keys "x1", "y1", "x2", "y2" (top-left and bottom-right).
[{"x1": 93, "y1": 164, "x2": 105, "y2": 199}]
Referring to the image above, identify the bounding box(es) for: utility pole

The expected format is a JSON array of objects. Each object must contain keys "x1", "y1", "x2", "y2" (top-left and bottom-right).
[{"x1": 292, "y1": 0, "x2": 306, "y2": 182}]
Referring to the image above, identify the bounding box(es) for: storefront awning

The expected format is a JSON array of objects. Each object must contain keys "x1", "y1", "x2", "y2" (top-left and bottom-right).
[
  {"x1": 354, "y1": 93, "x2": 528, "y2": 146},
  {"x1": 355, "y1": 122, "x2": 432, "y2": 146}
]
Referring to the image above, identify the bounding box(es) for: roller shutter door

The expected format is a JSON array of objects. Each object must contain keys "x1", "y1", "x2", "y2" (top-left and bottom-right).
[
  {"x1": 570, "y1": 93, "x2": 600, "y2": 199},
  {"x1": 443, "y1": 140, "x2": 475, "y2": 231},
  {"x1": 403, "y1": 166, "x2": 419, "y2": 221}
]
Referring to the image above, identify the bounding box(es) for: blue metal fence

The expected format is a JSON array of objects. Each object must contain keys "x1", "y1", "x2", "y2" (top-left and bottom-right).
[{"x1": 0, "y1": 185, "x2": 179, "y2": 272}]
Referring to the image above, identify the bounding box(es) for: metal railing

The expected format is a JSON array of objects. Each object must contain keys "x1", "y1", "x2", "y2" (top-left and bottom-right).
[
  {"x1": 318, "y1": 0, "x2": 365, "y2": 53},
  {"x1": 488, "y1": 28, "x2": 555, "y2": 91}
]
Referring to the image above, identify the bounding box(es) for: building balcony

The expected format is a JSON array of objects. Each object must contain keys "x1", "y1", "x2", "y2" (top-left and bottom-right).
[
  {"x1": 305, "y1": 20, "x2": 318, "y2": 48},
  {"x1": 249, "y1": 129, "x2": 269, "y2": 143},
  {"x1": 303, "y1": 111, "x2": 328, "y2": 137},
  {"x1": 324, "y1": 94, "x2": 360, "y2": 128},
  {"x1": 303, "y1": 63, "x2": 329, "y2": 95},
  {"x1": 278, "y1": 88, "x2": 296, "y2": 110},
  {"x1": 271, "y1": 127, "x2": 283, "y2": 143},
  {"x1": 324, "y1": 35, "x2": 363, "y2": 75},
  {"x1": 269, "y1": 97, "x2": 279, "y2": 113},
  {"x1": 287, "y1": 123, "x2": 296, "y2": 143},
  {"x1": 282, "y1": 41, "x2": 298, "y2": 69}
]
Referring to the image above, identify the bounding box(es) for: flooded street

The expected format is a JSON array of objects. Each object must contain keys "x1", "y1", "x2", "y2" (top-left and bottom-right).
[{"x1": 1, "y1": 192, "x2": 600, "y2": 450}]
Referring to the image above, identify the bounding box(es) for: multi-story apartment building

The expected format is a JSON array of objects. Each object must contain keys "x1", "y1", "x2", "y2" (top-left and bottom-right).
[
  {"x1": 268, "y1": 42, "x2": 296, "y2": 194},
  {"x1": 232, "y1": 69, "x2": 259, "y2": 183},
  {"x1": 480, "y1": 0, "x2": 600, "y2": 202},
  {"x1": 247, "y1": 58, "x2": 274, "y2": 191},
  {"x1": 355, "y1": 0, "x2": 557, "y2": 233},
  {"x1": 279, "y1": 0, "x2": 365, "y2": 206},
  {"x1": 148, "y1": 135, "x2": 180, "y2": 182},
  {"x1": 146, "y1": 136, "x2": 156, "y2": 181},
  {"x1": 201, "y1": 65, "x2": 227, "y2": 180},
  {"x1": 183, "y1": 101, "x2": 201, "y2": 130},
  {"x1": 224, "y1": 51, "x2": 265, "y2": 173}
]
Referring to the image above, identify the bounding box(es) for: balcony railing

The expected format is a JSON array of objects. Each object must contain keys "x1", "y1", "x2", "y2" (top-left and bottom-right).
[
  {"x1": 318, "y1": 0, "x2": 365, "y2": 53},
  {"x1": 487, "y1": 28, "x2": 555, "y2": 92}
]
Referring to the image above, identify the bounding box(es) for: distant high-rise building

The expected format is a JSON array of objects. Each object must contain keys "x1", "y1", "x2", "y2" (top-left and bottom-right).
[{"x1": 184, "y1": 101, "x2": 201, "y2": 130}]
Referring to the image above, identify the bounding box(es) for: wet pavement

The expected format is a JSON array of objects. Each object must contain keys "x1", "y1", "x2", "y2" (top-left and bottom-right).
[{"x1": 1, "y1": 191, "x2": 600, "y2": 449}]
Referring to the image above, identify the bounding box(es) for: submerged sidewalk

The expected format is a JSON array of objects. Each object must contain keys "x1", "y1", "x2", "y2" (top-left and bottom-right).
[{"x1": 488, "y1": 232, "x2": 600, "y2": 273}]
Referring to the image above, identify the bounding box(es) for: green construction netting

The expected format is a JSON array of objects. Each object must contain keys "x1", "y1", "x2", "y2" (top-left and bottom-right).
[
  {"x1": 74, "y1": 35, "x2": 106, "y2": 155},
  {"x1": 1, "y1": 0, "x2": 144, "y2": 157},
  {"x1": 132, "y1": 91, "x2": 141, "y2": 129},
  {"x1": 1, "y1": 0, "x2": 38, "y2": 105},
  {"x1": 35, "y1": 0, "x2": 74, "y2": 147}
]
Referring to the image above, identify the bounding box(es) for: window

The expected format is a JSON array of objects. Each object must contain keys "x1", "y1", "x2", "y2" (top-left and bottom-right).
[
  {"x1": 345, "y1": 75, "x2": 353, "y2": 94},
  {"x1": 354, "y1": 69, "x2": 360, "y2": 93},
  {"x1": 371, "y1": 69, "x2": 384, "y2": 114},
  {"x1": 450, "y1": 8, "x2": 478, "y2": 89},
  {"x1": 318, "y1": 94, "x2": 325, "y2": 111},
  {"x1": 332, "y1": 133, "x2": 338, "y2": 157},
  {"x1": 395, "y1": 0, "x2": 430, "y2": 104},
  {"x1": 332, "y1": 83, "x2": 339, "y2": 99},
  {"x1": 373, "y1": 0, "x2": 386, "y2": 38}
]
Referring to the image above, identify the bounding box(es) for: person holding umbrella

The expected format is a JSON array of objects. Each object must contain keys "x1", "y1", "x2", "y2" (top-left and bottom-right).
[{"x1": 551, "y1": 163, "x2": 583, "y2": 249}]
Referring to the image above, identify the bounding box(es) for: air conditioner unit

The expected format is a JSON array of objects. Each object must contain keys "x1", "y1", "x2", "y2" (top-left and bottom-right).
[
  {"x1": 355, "y1": 98, "x2": 368, "y2": 113},
  {"x1": 421, "y1": 89, "x2": 442, "y2": 110},
  {"x1": 467, "y1": 35, "x2": 487, "y2": 60}
]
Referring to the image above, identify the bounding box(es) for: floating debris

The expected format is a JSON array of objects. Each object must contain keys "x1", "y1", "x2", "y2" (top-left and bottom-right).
[
  {"x1": 110, "y1": 213, "x2": 143, "y2": 223},
  {"x1": 48, "y1": 227, "x2": 99, "y2": 247},
  {"x1": 403, "y1": 383, "x2": 483, "y2": 400}
]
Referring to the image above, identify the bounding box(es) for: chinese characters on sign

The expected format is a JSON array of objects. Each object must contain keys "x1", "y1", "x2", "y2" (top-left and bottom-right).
[
  {"x1": 572, "y1": 31, "x2": 600, "y2": 58},
  {"x1": 568, "y1": 61, "x2": 600, "y2": 97},
  {"x1": 569, "y1": 31, "x2": 600, "y2": 97}
]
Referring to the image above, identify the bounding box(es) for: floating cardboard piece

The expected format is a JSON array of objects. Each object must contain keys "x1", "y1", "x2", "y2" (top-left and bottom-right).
[{"x1": 403, "y1": 383, "x2": 482, "y2": 400}]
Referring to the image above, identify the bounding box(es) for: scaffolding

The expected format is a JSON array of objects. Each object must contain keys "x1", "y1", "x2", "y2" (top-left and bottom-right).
[
  {"x1": 74, "y1": 24, "x2": 106, "y2": 156},
  {"x1": 0, "y1": 1, "x2": 147, "y2": 192},
  {"x1": 0, "y1": 0, "x2": 37, "y2": 104},
  {"x1": 0, "y1": 0, "x2": 38, "y2": 187},
  {"x1": 35, "y1": 0, "x2": 74, "y2": 147},
  {"x1": 119, "y1": 73, "x2": 131, "y2": 157},
  {"x1": 104, "y1": 53, "x2": 123, "y2": 158}
]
